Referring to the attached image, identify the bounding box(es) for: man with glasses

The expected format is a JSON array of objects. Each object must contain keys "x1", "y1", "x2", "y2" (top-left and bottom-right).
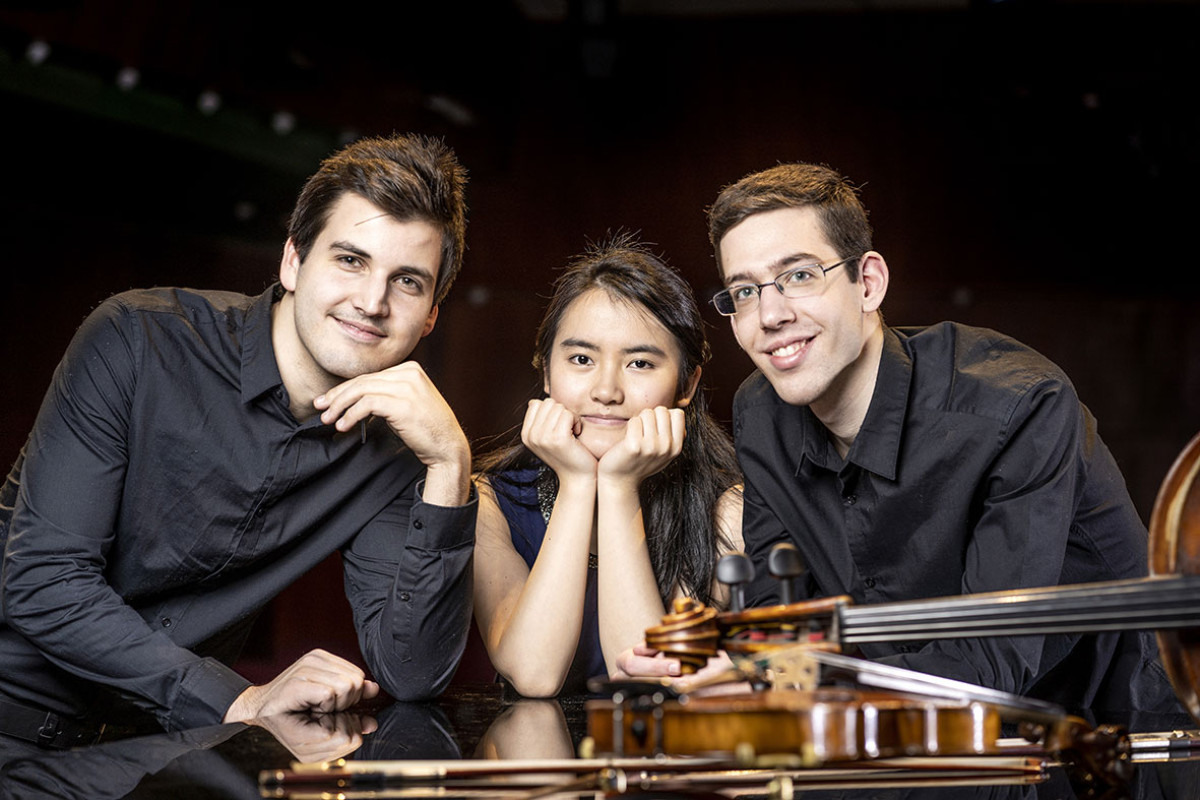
[{"x1": 706, "y1": 162, "x2": 1181, "y2": 716}]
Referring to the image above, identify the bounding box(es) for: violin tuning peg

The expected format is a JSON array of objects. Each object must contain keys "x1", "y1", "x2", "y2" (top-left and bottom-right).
[
  {"x1": 768, "y1": 543, "x2": 803, "y2": 605},
  {"x1": 716, "y1": 552, "x2": 754, "y2": 612}
]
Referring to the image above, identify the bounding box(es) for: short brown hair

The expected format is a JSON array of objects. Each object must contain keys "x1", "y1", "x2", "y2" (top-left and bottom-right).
[
  {"x1": 707, "y1": 163, "x2": 872, "y2": 281},
  {"x1": 288, "y1": 134, "x2": 468, "y2": 305}
]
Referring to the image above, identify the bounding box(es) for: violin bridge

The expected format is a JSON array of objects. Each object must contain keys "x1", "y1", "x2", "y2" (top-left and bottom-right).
[{"x1": 755, "y1": 646, "x2": 820, "y2": 691}]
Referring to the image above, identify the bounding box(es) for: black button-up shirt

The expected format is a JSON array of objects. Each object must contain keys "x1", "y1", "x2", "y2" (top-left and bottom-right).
[
  {"x1": 735, "y1": 322, "x2": 1180, "y2": 713},
  {"x1": 0, "y1": 286, "x2": 476, "y2": 730}
]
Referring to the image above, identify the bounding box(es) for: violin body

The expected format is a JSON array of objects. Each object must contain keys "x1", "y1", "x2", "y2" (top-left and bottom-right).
[
  {"x1": 1149, "y1": 430, "x2": 1200, "y2": 721},
  {"x1": 587, "y1": 688, "x2": 1000, "y2": 765},
  {"x1": 584, "y1": 432, "x2": 1200, "y2": 785}
]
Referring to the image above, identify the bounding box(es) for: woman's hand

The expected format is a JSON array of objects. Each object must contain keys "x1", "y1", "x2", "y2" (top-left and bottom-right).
[
  {"x1": 597, "y1": 406, "x2": 685, "y2": 487},
  {"x1": 612, "y1": 646, "x2": 747, "y2": 696},
  {"x1": 521, "y1": 398, "x2": 598, "y2": 481}
]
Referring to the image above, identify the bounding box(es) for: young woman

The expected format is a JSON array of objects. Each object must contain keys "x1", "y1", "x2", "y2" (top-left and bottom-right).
[{"x1": 472, "y1": 236, "x2": 742, "y2": 696}]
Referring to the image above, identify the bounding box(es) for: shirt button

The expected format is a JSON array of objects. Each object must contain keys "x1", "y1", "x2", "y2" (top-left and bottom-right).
[
  {"x1": 412, "y1": 518, "x2": 424, "y2": 530},
  {"x1": 864, "y1": 577, "x2": 876, "y2": 589},
  {"x1": 161, "y1": 618, "x2": 172, "y2": 628},
  {"x1": 842, "y1": 494, "x2": 857, "y2": 506},
  {"x1": 399, "y1": 592, "x2": 412, "y2": 602}
]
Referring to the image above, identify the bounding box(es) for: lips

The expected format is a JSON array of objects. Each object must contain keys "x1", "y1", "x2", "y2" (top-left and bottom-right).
[
  {"x1": 581, "y1": 415, "x2": 628, "y2": 427},
  {"x1": 333, "y1": 317, "x2": 386, "y2": 341},
  {"x1": 763, "y1": 335, "x2": 814, "y2": 369}
]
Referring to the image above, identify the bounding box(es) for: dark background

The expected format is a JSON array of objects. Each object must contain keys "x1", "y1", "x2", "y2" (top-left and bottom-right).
[{"x1": 2, "y1": 0, "x2": 1198, "y2": 684}]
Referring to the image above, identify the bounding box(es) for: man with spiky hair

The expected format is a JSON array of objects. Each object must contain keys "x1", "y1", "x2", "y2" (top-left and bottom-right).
[{"x1": 0, "y1": 134, "x2": 476, "y2": 748}]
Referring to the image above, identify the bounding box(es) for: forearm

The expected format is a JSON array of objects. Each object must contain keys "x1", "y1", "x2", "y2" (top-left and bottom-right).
[
  {"x1": 485, "y1": 477, "x2": 595, "y2": 696},
  {"x1": 344, "y1": 483, "x2": 476, "y2": 700},
  {"x1": 3, "y1": 531, "x2": 250, "y2": 729},
  {"x1": 5, "y1": 381, "x2": 250, "y2": 730},
  {"x1": 595, "y1": 476, "x2": 667, "y2": 677}
]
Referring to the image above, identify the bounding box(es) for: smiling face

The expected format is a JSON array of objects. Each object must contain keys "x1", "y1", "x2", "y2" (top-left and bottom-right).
[
  {"x1": 544, "y1": 289, "x2": 694, "y2": 460},
  {"x1": 273, "y1": 192, "x2": 443, "y2": 412},
  {"x1": 719, "y1": 205, "x2": 887, "y2": 426}
]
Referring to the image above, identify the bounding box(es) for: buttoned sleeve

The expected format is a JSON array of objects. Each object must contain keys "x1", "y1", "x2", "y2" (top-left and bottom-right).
[
  {"x1": 341, "y1": 481, "x2": 476, "y2": 701},
  {"x1": 2, "y1": 298, "x2": 251, "y2": 730}
]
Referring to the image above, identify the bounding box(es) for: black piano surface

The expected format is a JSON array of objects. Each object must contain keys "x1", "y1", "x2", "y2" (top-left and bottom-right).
[{"x1": 1, "y1": 682, "x2": 1198, "y2": 799}]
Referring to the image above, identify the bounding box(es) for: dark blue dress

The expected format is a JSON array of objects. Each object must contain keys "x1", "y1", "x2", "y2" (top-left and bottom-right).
[{"x1": 488, "y1": 467, "x2": 606, "y2": 693}]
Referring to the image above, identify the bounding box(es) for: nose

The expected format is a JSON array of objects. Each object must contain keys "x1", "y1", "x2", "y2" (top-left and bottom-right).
[
  {"x1": 591, "y1": 363, "x2": 624, "y2": 405},
  {"x1": 352, "y1": 273, "x2": 391, "y2": 318},
  {"x1": 756, "y1": 282, "x2": 795, "y2": 330}
]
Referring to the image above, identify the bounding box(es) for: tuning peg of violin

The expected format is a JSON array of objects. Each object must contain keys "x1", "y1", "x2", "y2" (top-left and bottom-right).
[
  {"x1": 769, "y1": 543, "x2": 803, "y2": 605},
  {"x1": 716, "y1": 552, "x2": 754, "y2": 612}
]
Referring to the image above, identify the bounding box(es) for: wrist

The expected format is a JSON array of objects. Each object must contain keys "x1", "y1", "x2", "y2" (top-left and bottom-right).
[
  {"x1": 422, "y1": 459, "x2": 471, "y2": 507},
  {"x1": 223, "y1": 685, "x2": 261, "y2": 724},
  {"x1": 596, "y1": 471, "x2": 643, "y2": 495}
]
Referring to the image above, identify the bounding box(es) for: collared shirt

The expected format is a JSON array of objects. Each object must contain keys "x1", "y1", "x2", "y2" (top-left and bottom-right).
[
  {"x1": 735, "y1": 322, "x2": 1180, "y2": 713},
  {"x1": 0, "y1": 286, "x2": 476, "y2": 731}
]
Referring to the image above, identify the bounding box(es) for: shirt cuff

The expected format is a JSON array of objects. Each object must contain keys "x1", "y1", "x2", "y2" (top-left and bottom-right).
[
  {"x1": 408, "y1": 480, "x2": 477, "y2": 550},
  {"x1": 167, "y1": 657, "x2": 253, "y2": 731}
]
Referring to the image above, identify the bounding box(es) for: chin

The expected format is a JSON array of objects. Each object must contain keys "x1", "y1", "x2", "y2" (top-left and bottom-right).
[
  {"x1": 763, "y1": 374, "x2": 824, "y2": 408},
  {"x1": 579, "y1": 435, "x2": 619, "y2": 461}
]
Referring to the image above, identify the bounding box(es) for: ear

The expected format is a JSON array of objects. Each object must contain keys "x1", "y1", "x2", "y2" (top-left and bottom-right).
[
  {"x1": 420, "y1": 303, "x2": 439, "y2": 338},
  {"x1": 859, "y1": 251, "x2": 889, "y2": 314},
  {"x1": 677, "y1": 366, "x2": 702, "y2": 408},
  {"x1": 280, "y1": 239, "x2": 301, "y2": 292}
]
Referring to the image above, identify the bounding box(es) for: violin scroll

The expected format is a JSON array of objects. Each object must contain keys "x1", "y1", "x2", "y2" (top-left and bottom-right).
[{"x1": 645, "y1": 598, "x2": 721, "y2": 673}]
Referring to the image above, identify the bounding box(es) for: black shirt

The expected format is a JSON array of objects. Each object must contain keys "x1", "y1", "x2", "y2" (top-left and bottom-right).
[
  {"x1": 0, "y1": 286, "x2": 476, "y2": 730},
  {"x1": 734, "y1": 322, "x2": 1180, "y2": 713}
]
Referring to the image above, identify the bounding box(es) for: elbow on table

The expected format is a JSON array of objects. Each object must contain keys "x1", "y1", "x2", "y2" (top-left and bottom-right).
[
  {"x1": 495, "y1": 664, "x2": 566, "y2": 699},
  {"x1": 372, "y1": 639, "x2": 467, "y2": 702}
]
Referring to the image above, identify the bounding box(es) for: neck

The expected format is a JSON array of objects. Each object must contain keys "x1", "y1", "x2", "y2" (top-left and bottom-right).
[
  {"x1": 811, "y1": 320, "x2": 885, "y2": 458},
  {"x1": 271, "y1": 295, "x2": 333, "y2": 421}
]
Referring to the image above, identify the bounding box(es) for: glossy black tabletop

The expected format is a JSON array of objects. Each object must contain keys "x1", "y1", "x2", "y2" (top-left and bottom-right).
[{"x1": 1, "y1": 683, "x2": 1197, "y2": 800}]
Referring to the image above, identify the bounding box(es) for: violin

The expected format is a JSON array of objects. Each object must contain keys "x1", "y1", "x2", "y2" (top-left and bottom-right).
[
  {"x1": 645, "y1": 431, "x2": 1200, "y2": 710},
  {"x1": 586, "y1": 432, "x2": 1200, "y2": 790}
]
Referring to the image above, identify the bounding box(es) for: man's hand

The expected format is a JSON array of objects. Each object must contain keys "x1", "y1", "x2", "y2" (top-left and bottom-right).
[
  {"x1": 223, "y1": 649, "x2": 380, "y2": 723},
  {"x1": 252, "y1": 709, "x2": 379, "y2": 762},
  {"x1": 314, "y1": 362, "x2": 470, "y2": 506}
]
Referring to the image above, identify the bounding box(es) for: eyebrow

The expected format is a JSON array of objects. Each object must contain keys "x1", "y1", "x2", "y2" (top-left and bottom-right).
[
  {"x1": 560, "y1": 337, "x2": 668, "y2": 358},
  {"x1": 329, "y1": 240, "x2": 372, "y2": 260},
  {"x1": 328, "y1": 240, "x2": 436, "y2": 284},
  {"x1": 723, "y1": 251, "x2": 824, "y2": 286}
]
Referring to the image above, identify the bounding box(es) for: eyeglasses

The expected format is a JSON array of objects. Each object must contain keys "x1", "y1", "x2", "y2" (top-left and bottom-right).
[{"x1": 710, "y1": 255, "x2": 860, "y2": 316}]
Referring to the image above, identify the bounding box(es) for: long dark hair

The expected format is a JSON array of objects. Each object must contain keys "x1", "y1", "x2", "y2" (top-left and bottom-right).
[{"x1": 475, "y1": 234, "x2": 740, "y2": 606}]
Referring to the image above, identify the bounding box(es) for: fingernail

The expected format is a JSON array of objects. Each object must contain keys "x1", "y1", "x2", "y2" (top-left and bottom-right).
[{"x1": 668, "y1": 663, "x2": 681, "y2": 676}]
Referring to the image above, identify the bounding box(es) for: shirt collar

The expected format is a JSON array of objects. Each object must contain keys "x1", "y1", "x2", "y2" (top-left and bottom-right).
[
  {"x1": 844, "y1": 326, "x2": 911, "y2": 481},
  {"x1": 240, "y1": 284, "x2": 287, "y2": 404}
]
